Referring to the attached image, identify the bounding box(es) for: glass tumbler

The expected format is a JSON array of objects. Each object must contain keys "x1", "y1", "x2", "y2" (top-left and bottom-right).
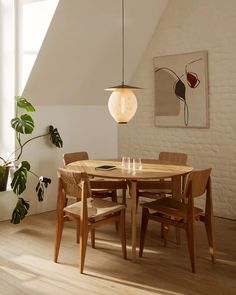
[
  {"x1": 121, "y1": 156, "x2": 131, "y2": 170},
  {"x1": 121, "y1": 156, "x2": 126, "y2": 169},
  {"x1": 138, "y1": 158, "x2": 142, "y2": 170}
]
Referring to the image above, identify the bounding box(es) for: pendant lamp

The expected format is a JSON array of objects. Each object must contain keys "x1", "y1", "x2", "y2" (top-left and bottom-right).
[{"x1": 105, "y1": 0, "x2": 141, "y2": 124}]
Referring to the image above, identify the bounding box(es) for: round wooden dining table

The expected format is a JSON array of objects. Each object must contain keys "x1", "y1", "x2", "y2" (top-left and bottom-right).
[{"x1": 67, "y1": 159, "x2": 193, "y2": 261}]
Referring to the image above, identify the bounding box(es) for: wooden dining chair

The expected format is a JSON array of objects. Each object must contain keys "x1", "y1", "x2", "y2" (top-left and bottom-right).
[
  {"x1": 159, "y1": 151, "x2": 187, "y2": 164},
  {"x1": 63, "y1": 151, "x2": 89, "y2": 165},
  {"x1": 63, "y1": 151, "x2": 118, "y2": 203},
  {"x1": 54, "y1": 168, "x2": 127, "y2": 273},
  {"x1": 139, "y1": 168, "x2": 215, "y2": 273}
]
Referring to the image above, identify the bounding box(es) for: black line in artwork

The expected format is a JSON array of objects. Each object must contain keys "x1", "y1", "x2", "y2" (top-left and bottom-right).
[{"x1": 155, "y1": 67, "x2": 182, "y2": 80}]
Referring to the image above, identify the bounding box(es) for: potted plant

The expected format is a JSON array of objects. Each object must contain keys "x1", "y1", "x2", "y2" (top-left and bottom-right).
[{"x1": 0, "y1": 96, "x2": 63, "y2": 224}]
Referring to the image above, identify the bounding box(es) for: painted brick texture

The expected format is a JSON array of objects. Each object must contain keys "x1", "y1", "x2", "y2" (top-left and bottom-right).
[{"x1": 118, "y1": 0, "x2": 236, "y2": 219}]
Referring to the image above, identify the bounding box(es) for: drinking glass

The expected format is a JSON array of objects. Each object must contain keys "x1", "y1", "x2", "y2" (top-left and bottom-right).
[
  {"x1": 132, "y1": 158, "x2": 136, "y2": 172},
  {"x1": 138, "y1": 158, "x2": 142, "y2": 170},
  {"x1": 127, "y1": 157, "x2": 131, "y2": 170},
  {"x1": 121, "y1": 156, "x2": 131, "y2": 170},
  {"x1": 121, "y1": 156, "x2": 126, "y2": 169}
]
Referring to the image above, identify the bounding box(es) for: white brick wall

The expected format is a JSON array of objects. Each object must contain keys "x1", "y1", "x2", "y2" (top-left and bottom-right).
[{"x1": 119, "y1": 0, "x2": 236, "y2": 219}]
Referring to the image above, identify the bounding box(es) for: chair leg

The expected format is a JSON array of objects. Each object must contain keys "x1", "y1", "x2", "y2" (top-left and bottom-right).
[
  {"x1": 204, "y1": 215, "x2": 216, "y2": 263},
  {"x1": 122, "y1": 189, "x2": 126, "y2": 205},
  {"x1": 111, "y1": 190, "x2": 119, "y2": 232},
  {"x1": 76, "y1": 220, "x2": 80, "y2": 243},
  {"x1": 161, "y1": 223, "x2": 164, "y2": 238},
  {"x1": 91, "y1": 228, "x2": 95, "y2": 249},
  {"x1": 111, "y1": 190, "x2": 118, "y2": 202},
  {"x1": 175, "y1": 228, "x2": 181, "y2": 245},
  {"x1": 119, "y1": 210, "x2": 127, "y2": 259},
  {"x1": 139, "y1": 207, "x2": 149, "y2": 257},
  {"x1": 54, "y1": 216, "x2": 64, "y2": 263},
  {"x1": 136, "y1": 188, "x2": 140, "y2": 212},
  {"x1": 185, "y1": 219, "x2": 196, "y2": 273},
  {"x1": 163, "y1": 224, "x2": 169, "y2": 247},
  {"x1": 79, "y1": 223, "x2": 89, "y2": 274},
  {"x1": 162, "y1": 223, "x2": 181, "y2": 246}
]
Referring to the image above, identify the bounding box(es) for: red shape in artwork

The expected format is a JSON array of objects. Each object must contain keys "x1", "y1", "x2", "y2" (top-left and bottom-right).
[{"x1": 187, "y1": 72, "x2": 200, "y2": 88}]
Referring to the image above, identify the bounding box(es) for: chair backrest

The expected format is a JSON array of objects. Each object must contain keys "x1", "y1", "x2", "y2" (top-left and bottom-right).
[
  {"x1": 57, "y1": 168, "x2": 91, "y2": 221},
  {"x1": 159, "y1": 152, "x2": 187, "y2": 165},
  {"x1": 63, "y1": 151, "x2": 89, "y2": 166},
  {"x1": 183, "y1": 168, "x2": 212, "y2": 224},
  {"x1": 184, "y1": 168, "x2": 212, "y2": 199}
]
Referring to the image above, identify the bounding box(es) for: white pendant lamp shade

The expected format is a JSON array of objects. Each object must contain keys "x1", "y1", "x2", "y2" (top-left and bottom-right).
[
  {"x1": 105, "y1": 0, "x2": 141, "y2": 124},
  {"x1": 108, "y1": 88, "x2": 137, "y2": 124}
]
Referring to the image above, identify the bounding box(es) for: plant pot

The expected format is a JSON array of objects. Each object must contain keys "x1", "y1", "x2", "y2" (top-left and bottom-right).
[{"x1": 0, "y1": 166, "x2": 10, "y2": 191}]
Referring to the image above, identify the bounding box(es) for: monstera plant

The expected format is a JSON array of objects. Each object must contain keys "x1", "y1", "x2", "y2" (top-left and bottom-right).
[{"x1": 0, "y1": 96, "x2": 63, "y2": 224}]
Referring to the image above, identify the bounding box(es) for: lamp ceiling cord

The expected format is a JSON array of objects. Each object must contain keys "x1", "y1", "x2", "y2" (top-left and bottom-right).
[{"x1": 122, "y1": 0, "x2": 125, "y2": 86}]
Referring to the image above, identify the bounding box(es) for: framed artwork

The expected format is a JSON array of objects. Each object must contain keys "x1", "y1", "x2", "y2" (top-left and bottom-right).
[{"x1": 153, "y1": 51, "x2": 209, "y2": 128}]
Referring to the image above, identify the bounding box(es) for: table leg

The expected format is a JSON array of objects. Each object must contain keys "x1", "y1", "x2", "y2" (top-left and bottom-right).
[
  {"x1": 172, "y1": 175, "x2": 182, "y2": 245},
  {"x1": 129, "y1": 180, "x2": 137, "y2": 261}
]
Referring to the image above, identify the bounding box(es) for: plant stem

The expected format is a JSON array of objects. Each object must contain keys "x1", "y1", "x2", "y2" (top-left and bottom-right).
[
  {"x1": 5, "y1": 132, "x2": 22, "y2": 164},
  {"x1": 14, "y1": 132, "x2": 50, "y2": 162},
  {"x1": 21, "y1": 133, "x2": 50, "y2": 148},
  {"x1": 5, "y1": 132, "x2": 50, "y2": 165},
  {"x1": 29, "y1": 170, "x2": 40, "y2": 179},
  {"x1": 0, "y1": 156, "x2": 7, "y2": 165}
]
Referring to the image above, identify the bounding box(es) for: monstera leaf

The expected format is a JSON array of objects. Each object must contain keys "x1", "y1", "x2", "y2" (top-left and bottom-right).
[
  {"x1": 36, "y1": 176, "x2": 51, "y2": 202},
  {"x1": 15, "y1": 96, "x2": 35, "y2": 112},
  {"x1": 11, "y1": 161, "x2": 30, "y2": 195},
  {"x1": 11, "y1": 197, "x2": 30, "y2": 224},
  {"x1": 48, "y1": 125, "x2": 63, "y2": 148},
  {"x1": 11, "y1": 114, "x2": 35, "y2": 134}
]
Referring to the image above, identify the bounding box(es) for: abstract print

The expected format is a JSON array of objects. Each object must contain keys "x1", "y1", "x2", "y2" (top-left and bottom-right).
[{"x1": 154, "y1": 51, "x2": 209, "y2": 128}]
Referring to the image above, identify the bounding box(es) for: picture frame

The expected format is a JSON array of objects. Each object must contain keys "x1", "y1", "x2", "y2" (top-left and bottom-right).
[{"x1": 153, "y1": 51, "x2": 209, "y2": 128}]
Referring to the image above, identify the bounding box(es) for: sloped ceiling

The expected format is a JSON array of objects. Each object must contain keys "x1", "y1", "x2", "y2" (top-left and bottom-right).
[{"x1": 23, "y1": 0, "x2": 169, "y2": 105}]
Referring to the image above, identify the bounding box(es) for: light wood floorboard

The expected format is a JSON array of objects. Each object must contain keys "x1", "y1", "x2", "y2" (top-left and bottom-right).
[{"x1": 0, "y1": 203, "x2": 235, "y2": 295}]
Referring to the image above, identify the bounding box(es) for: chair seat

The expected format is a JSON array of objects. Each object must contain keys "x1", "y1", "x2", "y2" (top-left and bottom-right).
[
  {"x1": 91, "y1": 189, "x2": 112, "y2": 198},
  {"x1": 64, "y1": 198, "x2": 125, "y2": 221},
  {"x1": 141, "y1": 197, "x2": 203, "y2": 220},
  {"x1": 139, "y1": 189, "x2": 172, "y2": 198},
  {"x1": 138, "y1": 180, "x2": 173, "y2": 203},
  {"x1": 65, "y1": 194, "x2": 80, "y2": 200}
]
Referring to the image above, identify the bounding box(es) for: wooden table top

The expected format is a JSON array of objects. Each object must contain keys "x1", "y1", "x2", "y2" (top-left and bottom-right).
[{"x1": 67, "y1": 159, "x2": 193, "y2": 180}]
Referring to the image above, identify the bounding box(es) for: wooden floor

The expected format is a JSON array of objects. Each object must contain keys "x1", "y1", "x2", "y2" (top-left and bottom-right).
[{"x1": 0, "y1": 203, "x2": 236, "y2": 295}]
